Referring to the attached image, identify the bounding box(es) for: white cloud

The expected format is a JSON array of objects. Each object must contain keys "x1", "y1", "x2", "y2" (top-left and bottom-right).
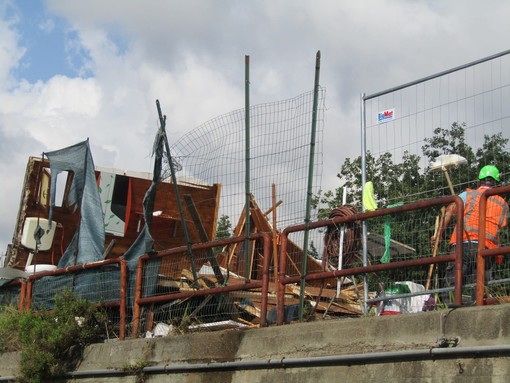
[
  {"x1": 2, "y1": 0, "x2": 510, "y2": 254},
  {"x1": 0, "y1": 15, "x2": 25, "y2": 89},
  {"x1": 38, "y1": 18, "x2": 55, "y2": 34}
]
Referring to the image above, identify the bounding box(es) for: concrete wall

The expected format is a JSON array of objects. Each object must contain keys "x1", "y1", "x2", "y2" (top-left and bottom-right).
[{"x1": 2, "y1": 304, "x2": 510, "y2": 382}]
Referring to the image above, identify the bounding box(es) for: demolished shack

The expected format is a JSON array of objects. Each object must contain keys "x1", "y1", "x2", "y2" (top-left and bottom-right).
[{"x1": 1, "y1": 136, "x2": 221, "y2": 312}]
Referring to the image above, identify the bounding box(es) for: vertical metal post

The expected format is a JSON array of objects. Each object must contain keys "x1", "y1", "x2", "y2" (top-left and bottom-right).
[
  {"x1": 360, "y1": 93, "x2": 368, "y2": 314},
  {"x1": 156, "y1": 100, "x2": 198, "y2": 283},
  {"x1": 244, "y1": 55, "x2": 252, "y2": 279},
  {"x1": 299, "y1": 50, "x2": 321, "y2": 320}
]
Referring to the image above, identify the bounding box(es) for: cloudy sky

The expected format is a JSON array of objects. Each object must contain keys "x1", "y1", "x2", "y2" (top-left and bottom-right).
[{"x1": 1, "y1": 0, "x2": 510, "y2": 254}]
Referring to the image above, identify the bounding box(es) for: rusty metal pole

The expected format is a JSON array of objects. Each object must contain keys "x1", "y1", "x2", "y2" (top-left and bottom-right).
[
  {"x1": 453, "y1": 201, "x2": 464, "y2": 306},
  {"x1": 130, "y1": 256, "x2": 145, "y2": 338},
  {"x1": 119, "y1": 259, "x2": 127, "y2": 340},
  {"x1": 277, "y1": 232, "x2": 289, "y2": 325},
  {"x1": 474, "y1": 186, "x2": 510, "y2": 305},
  {"x1": 259, "y1": 232, "x2": 271, "y2": 327},
  {"x1": 476, "y1": 193, "x2": 487, "y2": 305}
]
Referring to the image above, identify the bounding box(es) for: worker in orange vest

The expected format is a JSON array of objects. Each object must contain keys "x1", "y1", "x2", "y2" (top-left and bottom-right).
[{"x1": 433, "y1": 165, "x2": 509, "y2": 305}]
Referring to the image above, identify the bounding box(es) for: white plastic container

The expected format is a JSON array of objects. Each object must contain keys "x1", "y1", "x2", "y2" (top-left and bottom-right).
[{"x1": 20, "y1": 218, "x2": 57, "y2": 251}]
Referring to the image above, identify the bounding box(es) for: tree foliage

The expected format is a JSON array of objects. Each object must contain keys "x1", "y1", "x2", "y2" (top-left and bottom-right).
[
  {"x1": 215, "y1": 214, "x2": 232, "y2": 240},
  {"x1": 315, "y1": 122, "x2": 509, "y2": 218},
  {"x1": 312, "y1": 122, "x2": 510, "y2": 291}
]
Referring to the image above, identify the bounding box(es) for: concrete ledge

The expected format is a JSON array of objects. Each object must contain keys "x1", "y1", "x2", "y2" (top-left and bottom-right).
[{"x1": 2, "y1": 304, "x2": 510, "y2": 382}]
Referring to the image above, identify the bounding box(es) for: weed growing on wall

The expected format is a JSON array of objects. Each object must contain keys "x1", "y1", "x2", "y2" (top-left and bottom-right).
[
  {"x1": 0, "y1": 305, "x2": 22, "y2": 352},
  {"x1": 0, "y1": 290, "x2": 110, "y2": 383}
]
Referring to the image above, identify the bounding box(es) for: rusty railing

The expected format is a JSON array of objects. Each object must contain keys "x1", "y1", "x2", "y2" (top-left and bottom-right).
[
  {"x1": 476, "y1": 185, "x2": 510, "y2": 305},
  {"x1": 276, "y1": 195, "x2": 465, "y2": 325}
]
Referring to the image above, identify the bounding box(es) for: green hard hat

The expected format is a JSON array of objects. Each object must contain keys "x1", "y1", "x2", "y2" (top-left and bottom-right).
[{"x1": 479, "y1": 165, "x2": 500, "y2": 182}]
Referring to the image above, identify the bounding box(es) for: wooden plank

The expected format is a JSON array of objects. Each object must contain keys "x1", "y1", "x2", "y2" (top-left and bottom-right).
[
  {"x1": 183, "y1": 194, "x2": 224, "y2": 284},
  {"x1": 286, "y1": 283, "x2": 360, "y2": 303},
  {"x1": 181, "y1": 269, "x2": 209, "y2": 289},
  {"x1": 210, "y1": 183, "x2": 222, "y2": 240},
  {"x1": 226, "y1": 205, "x2": 247, "y2": 272},
  {"x1": 271, "y1": 184, "x2": 279, "y2": 282},
  {"x1": 234, "y1": 301, "x2": 261, "y2": 318}
]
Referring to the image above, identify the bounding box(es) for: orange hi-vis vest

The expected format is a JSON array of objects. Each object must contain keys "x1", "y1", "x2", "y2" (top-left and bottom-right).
[{"x1": 450, "y1": 187, "x2": 508, "y2": 249}]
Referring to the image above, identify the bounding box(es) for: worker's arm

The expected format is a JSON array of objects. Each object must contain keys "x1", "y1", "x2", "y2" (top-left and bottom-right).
[
  {"x1": 442, "y1": 203, "x2": 457, "y2": 229},
  {"x1": 431, "y1": 202, "x2": 456, "y2": 247}
]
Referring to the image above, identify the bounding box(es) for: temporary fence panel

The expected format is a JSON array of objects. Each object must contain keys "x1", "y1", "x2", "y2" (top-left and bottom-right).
[
  {"x1": 360, "y1": 50, "x2": 510, "y2": 309},
  {"x1": 362, "y1": 50, "x2": 510, "y2": 205}
]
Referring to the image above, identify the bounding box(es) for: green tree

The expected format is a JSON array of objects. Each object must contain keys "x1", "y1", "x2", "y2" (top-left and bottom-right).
[
  {"x1": 421, "y1": 122, "x2": 475, "y2": 165},
  {"x1": 318, "y1": 121, "x2": 509, "y2": 219},
  {"x1": 214, "y1": 215, "x2": 232, "y2": 256},
  {"x1": 314, "y1": 149, "x2": 423, "y2": 220},
  {"x1": 422, "y1": 121, "x2": 476, "y2": 194},
  {"x1": 422, "y1": 123, "x2": 510, "y2": 193},
  {"x1": 313, "y1": 122, "x2": 510, "y2": 284},
  {"x1": 475, "y1": 132, "x2": 510, "y2": 174},
  {"x1": 215, "y1": 214, "x2": 232, "y2": 240}
]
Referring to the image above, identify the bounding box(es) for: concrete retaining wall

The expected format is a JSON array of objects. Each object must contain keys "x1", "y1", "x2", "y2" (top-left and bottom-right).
[{"x1": 2, "y1": 304, "x2": 510, "y2": 382}]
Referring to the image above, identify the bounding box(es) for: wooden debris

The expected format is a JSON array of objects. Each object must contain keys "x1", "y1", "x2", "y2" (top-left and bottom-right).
[{"x1": 155, "y1": 194, "x2": 368, "y2": 328}]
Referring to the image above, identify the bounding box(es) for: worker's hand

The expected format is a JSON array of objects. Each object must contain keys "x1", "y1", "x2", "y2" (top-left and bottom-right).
[{"x1": 430, "y1": 235, "x2": 439, "y2": 248}]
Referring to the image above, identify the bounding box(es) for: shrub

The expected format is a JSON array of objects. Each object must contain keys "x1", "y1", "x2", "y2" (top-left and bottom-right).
[{"x1": 0, "y1": 290, "x2": 110, "y2": 383}]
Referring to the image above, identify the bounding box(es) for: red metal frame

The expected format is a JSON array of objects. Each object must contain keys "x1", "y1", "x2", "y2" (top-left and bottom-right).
[
  {"x1": 276, "y1": 195, "x2": 465, "y2": 325},
  {"x1": 476, "y1": 185, "x2": 510, "y2": 305}
]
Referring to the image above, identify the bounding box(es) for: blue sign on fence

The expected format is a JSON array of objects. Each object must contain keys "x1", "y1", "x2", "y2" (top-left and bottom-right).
[{"x1": 378, "y1": 108, "x2": 395, "y2": 123}]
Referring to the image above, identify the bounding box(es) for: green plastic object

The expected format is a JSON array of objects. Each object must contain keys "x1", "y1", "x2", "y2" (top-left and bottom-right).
[
  {"x1": 385, "y1": 283, "x2": 411, "y2": 295},
  {"x1": 381, "y1": 202, "x2": 404, "y2": 264},
  {"x1": 479, "y1": 165, "x2": 500, "y2": 181},
  {"x1": 381, "y1": 283, "x2": 412, "y2": 315},
  {"x1": 381, "y1": 215, "x2": 391, "y2": 264}
]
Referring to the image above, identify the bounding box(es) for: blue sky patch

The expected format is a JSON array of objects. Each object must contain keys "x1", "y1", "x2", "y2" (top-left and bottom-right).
[{"x1": 9, "y1": 1, "x2": 89, "y2": 82}]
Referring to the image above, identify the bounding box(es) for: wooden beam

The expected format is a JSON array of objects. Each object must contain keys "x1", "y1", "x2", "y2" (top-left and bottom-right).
[
  {"x1": 271, "y1": 184, "x2": 279, "y2": 282},
  {"x1": 183, "y1": 194, "x2": 224, "y2": 284}
]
